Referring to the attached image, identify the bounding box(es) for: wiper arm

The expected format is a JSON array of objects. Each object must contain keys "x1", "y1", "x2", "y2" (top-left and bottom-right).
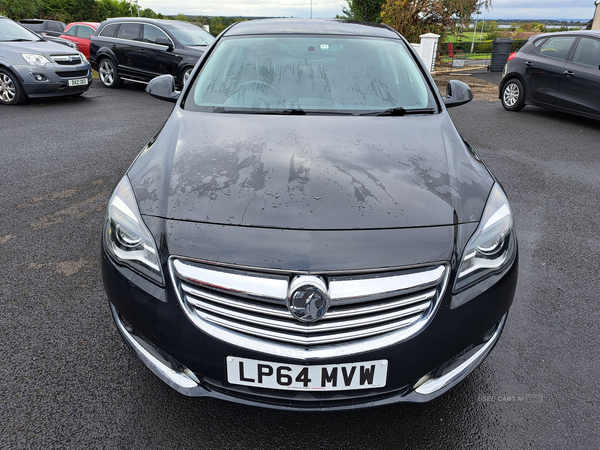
[
  {"x1": 360, "y1": 107, "x2": 436, "y2": 116},
  {"x1": 213, "y1": 108, "x2": 306, "y2": 115}
]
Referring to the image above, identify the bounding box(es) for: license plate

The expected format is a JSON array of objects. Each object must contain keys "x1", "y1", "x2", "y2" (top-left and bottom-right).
[
  {"x1": 227, "y1": 356, "x2": 388, "y2": 391},
  {"x1": 68, "y1": 78, "x2": 88, "y2": 87}
]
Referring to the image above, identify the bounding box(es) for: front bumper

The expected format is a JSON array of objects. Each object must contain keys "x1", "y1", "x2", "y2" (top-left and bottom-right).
[
  {"x1": 12, "y1": 62, "x2": 92, "y2": 97},
  {"x1": 102, "y1": 243, "x2": 518, "y2": 411}
]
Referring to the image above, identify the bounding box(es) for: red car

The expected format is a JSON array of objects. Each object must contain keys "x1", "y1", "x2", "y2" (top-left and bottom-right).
[{"x1": 60, "y1": 22, "x2": 100, "y2": 58}]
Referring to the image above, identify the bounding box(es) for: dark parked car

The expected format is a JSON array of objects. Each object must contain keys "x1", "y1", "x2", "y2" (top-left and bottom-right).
[
  {"x1": 500, "y1": 30, "x2": 600, "y2": 119},
  {"x1": 90, "y1": 17, "x2": 215, "y2": 89},
  {"x1": 102, "y1": 19, "x2": 518, "y2": 410},
  {"x1": 18, "y1": 19, "x2": 77, "y2": 50},
  {"x1": 18, "y1": 19, "x2": 66, "y2": 37},
  {"x1": 0, "y1": 16, "x2": 92, "y2": 106}
]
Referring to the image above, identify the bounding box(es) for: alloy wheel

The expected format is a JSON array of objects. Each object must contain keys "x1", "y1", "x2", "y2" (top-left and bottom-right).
[
  {"x1": 99, "y1": 60, "x2": 115, "y2": 85},
  {"x1": 503, "y1": 83, "x2": 520, "y2": 107},
  {"x1": 0, "y1": 73, "x2": 16, "y2": 103}
]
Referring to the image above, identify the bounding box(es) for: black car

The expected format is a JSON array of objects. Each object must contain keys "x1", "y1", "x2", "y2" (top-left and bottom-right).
[
  {"x1": 500, "y1": 30, "x2": 600, "y2": 119},
  {"x1": 102, "y1": 19, "x2": 518, "y2": 410},
  {"x1": 90, "y1": 17, "x2": 215, "y2": 89},
  {"x1": 18, "y1": 19, "x2": 66, "y2": 37}
]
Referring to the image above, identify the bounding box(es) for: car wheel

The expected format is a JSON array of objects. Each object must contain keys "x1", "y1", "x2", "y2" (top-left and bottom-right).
[
  {"x1": 501, "y1": 79, "x2": 525, "y2": 112},
  {"x1": 0, "y1": 69, "x2": 25, "y2": 106},
  {"x1": 181, "y1": 67, "x2": 193, "y2": 88},
  {"x1": 98, "y1": 58, "x2": 123, "y2": 88}
]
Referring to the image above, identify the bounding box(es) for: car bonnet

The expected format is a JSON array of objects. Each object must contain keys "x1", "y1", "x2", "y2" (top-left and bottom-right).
[{"x1": 128, "y1": 109, "x2": 494, "y2": 230}]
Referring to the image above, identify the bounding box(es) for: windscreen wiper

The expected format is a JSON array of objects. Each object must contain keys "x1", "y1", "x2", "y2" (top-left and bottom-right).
[
  {"x1": 360, "y1": 107, "x2": 436, "y2": 116},
  {"x1": 213, "y1": 108, "x2": 306, "y2": 115},
  {"x1": 212, "y1": 108, "x2": 352, "y2": 115}
]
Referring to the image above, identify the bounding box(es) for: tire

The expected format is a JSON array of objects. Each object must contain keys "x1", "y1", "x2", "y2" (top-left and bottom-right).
[
  {"x1": 0, "y1": 68, "x2": 25, "y2": 106},
  {"x1": 180, "y1": 67, "x2": 193, "y2": 89},
  {"x1": 98, "y1": 58, "x2": 123, "y2": 88},
  {"x1": 501, "y1": 79, "x2": 525, "y2": 112}
]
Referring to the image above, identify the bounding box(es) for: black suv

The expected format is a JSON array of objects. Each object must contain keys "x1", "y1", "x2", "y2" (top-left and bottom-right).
[
  {"x1": 90, "y1": 17, "x2": 215, "y2": 89},
  {"x1": 19, "y1": 19, "x2": 66, "y2": 37}
]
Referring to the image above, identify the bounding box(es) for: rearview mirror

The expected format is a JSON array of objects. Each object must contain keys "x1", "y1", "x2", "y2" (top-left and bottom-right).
[
  {"x1": 443, "y1": 80, "x2": 473, "y2": 108},
  {"x1": 146, "y1": 74, "x2": 180, "y2": 103}
]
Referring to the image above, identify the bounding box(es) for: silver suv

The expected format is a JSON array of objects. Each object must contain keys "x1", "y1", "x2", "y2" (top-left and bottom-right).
[{"x1": 0, "y1": 16, "x2": 91, "y2": 105}]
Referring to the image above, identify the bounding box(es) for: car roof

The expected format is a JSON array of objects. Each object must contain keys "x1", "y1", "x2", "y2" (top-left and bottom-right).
[
  {"x1": 18, "y1": 19, "x2": 62, "y2": 24},
  {"x1": 66, "y1": 22, "x2": 100, "y2": 28},
  {"x1": 223, "y1": 18, "x2": 400, "y2": 39},
  {"x1": 531, "y1": 30, "x2": 600, "y2": 40},
  {"x1": 102, "y1": 17, "x2": 187, "y2": 26}
]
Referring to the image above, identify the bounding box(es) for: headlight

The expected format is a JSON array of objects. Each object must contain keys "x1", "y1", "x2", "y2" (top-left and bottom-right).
[
  {"x1": 22, "y1": 53, "x2": 51, "y2": 66},
  {"x1": 79, "y1": 52, "x2": 88, "y2": 63},
  {"x1": 104, "y1": 176, "x2": 164, "y2": 285},
  {"x1": 453, "y1": 183, "x2": 516, "y2": 293}
]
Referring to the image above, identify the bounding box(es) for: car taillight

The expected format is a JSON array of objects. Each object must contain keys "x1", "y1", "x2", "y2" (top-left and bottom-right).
[{"x1": 507, "y1": 52, "x2": 517, "y2": 62}]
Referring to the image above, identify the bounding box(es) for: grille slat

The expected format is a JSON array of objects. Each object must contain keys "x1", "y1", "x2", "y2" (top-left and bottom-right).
[
  {"x1": 171, "y1": 258, "x2": 449, "y2": 358},
  {"x1": 183, "y1": 291, "x2": 431, "y2": 335},
  {"x1": 200, "y1": 310, "x2": 420, "y2": 345}
]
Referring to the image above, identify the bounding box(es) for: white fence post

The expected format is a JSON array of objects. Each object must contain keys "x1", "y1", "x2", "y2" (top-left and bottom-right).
[{"x1": 419, "y1": 33, "x2": 440, "y2": 73}]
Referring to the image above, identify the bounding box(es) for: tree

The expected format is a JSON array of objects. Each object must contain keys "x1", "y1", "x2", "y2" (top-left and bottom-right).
[
  {"x1": 381, "y1": 0, "x2": 449, "y2": 42},
  {"x1": 341, "y1": 0, "x2": 383, "y2": 23},
  {"x1": 1, "y1": 0, "x2": 44, "y2": 19},
  {"x1": 380, "y1": 0, "x2": 492, "y2": 43},
  {"x1": 210, "y1": 16, "x2": 225, "y2": 36}
]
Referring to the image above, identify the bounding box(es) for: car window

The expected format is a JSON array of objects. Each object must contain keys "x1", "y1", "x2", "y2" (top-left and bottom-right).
[
  {"x1": 100, "y1": 23, "x2": 119, "y2": 38},
  {"x1": 186, "y1": 35, "x2": 435, "y2": 113},
  {"x1": 116, "y1": 23, "x2": 141, "y2": 41},
  {"x1": 51, "y1": 22, "x2": 64, "y2": 32},
  {"x1": 21, "y1": 22, "x2": 44, "y2": 32},
  {"x1": 65, "y1": 25, "x2": 78, "y2": 37},
  {"x1": 77, "y1": 25, "x2": 95, "y2": 39},
  {"x1": 538, "y1": 36, "x2": 577, "y2": 60},
  {"x1": 572, "y1": 37, "x2": 600, "y2": 68},
  {"x1": 1, "y1": 19, "x2": 42, "y2": 41},
  {"x1": 142, "y1": 24, "x2": 170, "y2": 44},
  {"x1": 162, "y1": 22, "x2": 215, "y2": 46}
]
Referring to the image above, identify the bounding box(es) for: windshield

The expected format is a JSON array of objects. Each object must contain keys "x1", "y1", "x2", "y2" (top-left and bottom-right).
[
  {"x1": 184, "y1": 35, "x2": 436, "y2": 114},
  {"x1": 0, "y1": 19, "x2": 42, "y2": 42},
  {"x1": 163, "y1": 22, "x2": 215, "y2": 46}
]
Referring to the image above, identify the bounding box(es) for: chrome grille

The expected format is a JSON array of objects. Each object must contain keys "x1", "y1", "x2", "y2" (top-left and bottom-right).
[
  {"x1": 51, "y1": 54, "x2": 82, "y2": 65},
  {"x1": 170, "y1": 258, "x2": 449, "y2": 360}
]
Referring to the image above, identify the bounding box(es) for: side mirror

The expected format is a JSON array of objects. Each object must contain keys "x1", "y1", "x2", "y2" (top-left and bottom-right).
[
  {"x1": 146, "y1": 74, "x2": 180, "y2": 103},
  {"x1": 155, "y1": 37, "x2": 173, "y2": 50},
  {"x1": 443, "y1": 80, "x2": 473, "y2": 108}
]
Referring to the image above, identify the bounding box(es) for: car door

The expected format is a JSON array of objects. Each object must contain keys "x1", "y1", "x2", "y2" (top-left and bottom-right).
[
  {"x1": 524, "y1": 36, "x2": 577, "y2": 106},
  {"x1": 113, "y1": 22, "x2": 142, "y2": 77},
  {"x1": 138, "y1": 24, "x2": 181, "y2": 80},
  {"x1": 556, "y1": 36, "x2": 600, "y2": 117},
  {"x1": 75, "y1": 25, "x2": 96, "y2": 58}
]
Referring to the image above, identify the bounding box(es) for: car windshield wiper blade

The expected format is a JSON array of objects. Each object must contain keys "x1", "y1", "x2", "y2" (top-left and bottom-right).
[
  {"x1": 211, "y1": 108, "x2": 353, "y2": 115},
  {"x1": 212, "y1": 108, "x2": 306, "y2": 115},
  {"x1": 7, "y1": 38, "x2": 36, "y2": 42},
  {"x1": 360, "y1": 107, "x2": 436, "y2": 116}
]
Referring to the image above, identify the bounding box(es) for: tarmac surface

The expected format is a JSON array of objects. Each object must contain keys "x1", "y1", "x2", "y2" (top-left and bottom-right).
[{"x1": 1, "y1": 80, "x2": 598, "y2": 449}]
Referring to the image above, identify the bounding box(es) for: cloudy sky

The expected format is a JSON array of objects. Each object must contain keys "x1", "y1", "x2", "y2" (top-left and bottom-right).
[{"x1": 138, "y1": 0, "x2": 598, "y2": 21}]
